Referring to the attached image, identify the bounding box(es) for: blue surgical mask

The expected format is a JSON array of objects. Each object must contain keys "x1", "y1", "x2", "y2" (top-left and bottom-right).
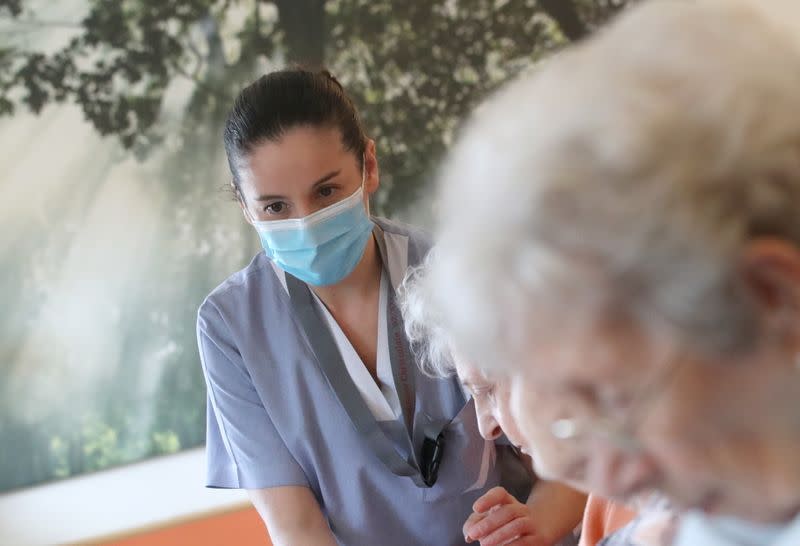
[{"x1": 251, "y1": 176, "x2": 373, "y2": 286}]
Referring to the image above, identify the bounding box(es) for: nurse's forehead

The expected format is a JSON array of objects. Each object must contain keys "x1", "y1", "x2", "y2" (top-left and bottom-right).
[
  {"x1": 238, "y1": 133, "x2": 355, "y2": 194},
  {"x1": 247, "y1": 126, "x2": 351, "y2": 170},
  {"x1": 517, "y1": 332, "x2": 660, "y2": 390}
]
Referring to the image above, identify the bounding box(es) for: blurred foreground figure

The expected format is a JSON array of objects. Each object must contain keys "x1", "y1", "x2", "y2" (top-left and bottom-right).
[{"x1": 422, "y1": 0, "x2": 800, "y2": 544}]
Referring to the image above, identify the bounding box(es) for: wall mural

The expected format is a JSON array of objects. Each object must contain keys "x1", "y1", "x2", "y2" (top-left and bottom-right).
[{"x1": 0, "y1": 0, "x2": 631, "y2": 492}]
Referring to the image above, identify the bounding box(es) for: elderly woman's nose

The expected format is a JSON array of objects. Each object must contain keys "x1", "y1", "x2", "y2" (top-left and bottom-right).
[
  {"x1": 587, "y1": 445, "x2": 659, "y2": 499},
  {"x1": 475, "y1": 405, "x2": 503, "y2": 440},
  {"x1": 479, "y1": 419, "x2": 503, "y2": 441}
]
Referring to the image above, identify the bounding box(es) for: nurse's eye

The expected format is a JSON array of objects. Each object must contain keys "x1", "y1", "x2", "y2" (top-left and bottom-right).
[
  {"x1": 317, "y1": 185, "x2": 336, "y2": 198},
  {"x1": 264, "y1": 202, "x2": 287, "y2": 215}
]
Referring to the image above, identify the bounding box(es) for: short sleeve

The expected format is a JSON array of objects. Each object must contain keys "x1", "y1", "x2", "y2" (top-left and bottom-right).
[{"x1": 197, "y1": 301, "x2": 309, "y2": 490}]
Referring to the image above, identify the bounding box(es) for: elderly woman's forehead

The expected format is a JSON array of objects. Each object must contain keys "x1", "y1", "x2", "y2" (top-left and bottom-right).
[
  {"x1": 452, "y1": 357, "x2": 506, "y2": 384},
  {"x1": 455, "y1": 359, "x2": 491, "y2": 380},
  {"x1": 513, "y1": 326, "x2": 674, "y2": 383}
]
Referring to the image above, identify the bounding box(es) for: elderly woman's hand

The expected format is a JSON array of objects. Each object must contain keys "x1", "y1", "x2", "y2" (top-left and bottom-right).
[{"x1": 463, "y1": 487, "x2": 554, "y2": 546}]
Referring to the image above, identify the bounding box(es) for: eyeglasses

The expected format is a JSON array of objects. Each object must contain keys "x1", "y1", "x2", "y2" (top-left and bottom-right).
[{"x1": 547, "y1": 352, "x2": 688, "y2": 451}]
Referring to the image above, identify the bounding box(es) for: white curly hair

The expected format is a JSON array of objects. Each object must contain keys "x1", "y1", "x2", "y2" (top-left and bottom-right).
[
  {"x1": 423, "y1": 0, "x2": 800, "y2": 371},
  {"x1": 398, "y1": 251, "x2": 458, "y2": 378}
]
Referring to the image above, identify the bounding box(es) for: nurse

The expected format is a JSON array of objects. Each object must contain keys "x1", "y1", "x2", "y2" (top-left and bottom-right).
[{"x1": 197, "y1": 68, "x2": 540, "y2": 546}]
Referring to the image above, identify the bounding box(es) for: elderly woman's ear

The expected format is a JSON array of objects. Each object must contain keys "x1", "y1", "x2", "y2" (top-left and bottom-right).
[{"x1": 739, "y1": 238, "x2": 800, "y2": 339}]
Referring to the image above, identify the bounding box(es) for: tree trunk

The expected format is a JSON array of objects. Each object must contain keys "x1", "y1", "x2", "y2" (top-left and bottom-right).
[
  {"x1": 69, "y1": 431, "x2": 84, "y2": 475},
  {"x1": 273, "y1": 0, "x2": 326, "y2": 66},
  {"x1": 538, "y1": 0, "x2": 589, "y2": 42}
]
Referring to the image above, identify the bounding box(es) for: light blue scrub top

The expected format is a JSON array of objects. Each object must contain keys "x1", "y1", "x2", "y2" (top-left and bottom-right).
[{"x1": 197, "y1": 217, "x2": 532, "y2": 546}]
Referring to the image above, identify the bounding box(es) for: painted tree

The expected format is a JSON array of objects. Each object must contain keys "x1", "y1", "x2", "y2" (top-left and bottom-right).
[{"x1": 1, "y1": 0, "x2": 632, "y2": 211}]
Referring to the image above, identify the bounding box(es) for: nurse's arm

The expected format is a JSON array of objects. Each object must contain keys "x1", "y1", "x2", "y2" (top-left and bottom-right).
[{"x1": 247, "y1": 486, "x2": 338, "y2": 546}]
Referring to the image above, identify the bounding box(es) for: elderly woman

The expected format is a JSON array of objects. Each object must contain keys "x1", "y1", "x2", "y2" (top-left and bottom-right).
[
  {"x1": 402, "y1": 260, "x2": 676, "y2": 546},
  {"x1": 420, "y1": 0, "x2": 800, "y2": 545},
  {"x1": 401, "y1": 261, "x2": 589, "y2": 546}
]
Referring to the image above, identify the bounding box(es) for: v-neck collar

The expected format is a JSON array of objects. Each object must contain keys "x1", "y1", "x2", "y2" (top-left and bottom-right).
[{"x1": 269, "y1": 226, "x2": 411, "y2": 423}]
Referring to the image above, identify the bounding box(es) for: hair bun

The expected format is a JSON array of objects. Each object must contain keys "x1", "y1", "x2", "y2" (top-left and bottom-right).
[{"x1": 320, "y1": 69, "x2": 344, "y2": 90}]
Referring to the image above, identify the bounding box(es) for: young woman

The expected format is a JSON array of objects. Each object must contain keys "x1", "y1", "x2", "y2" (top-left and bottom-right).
[{"x1": 197, "y1": 68, "x2": 572, "y2": 545}]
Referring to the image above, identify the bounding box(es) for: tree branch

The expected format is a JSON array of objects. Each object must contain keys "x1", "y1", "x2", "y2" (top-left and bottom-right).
[
  {"x1": 183, "y1": 36, "x2": 205, "y2": 78},
  {"x1": 0, "y1": 0, "x2": 22, "y2": 17},
  {"x1": 273, "y1": 0, "x2": 326, "y2": 66},
  {"x1": 537, "y1": 0, "x2": 588, "y2": 42},
  {"x1": 172, "y1": 63, "x2": 228, "y2": 102},
  {"x1": 253, "y1": 0, "x2": 260, "y2": 37},
  {"x1": 0, "y1": 16, "x2": 82, "y2": 29}
]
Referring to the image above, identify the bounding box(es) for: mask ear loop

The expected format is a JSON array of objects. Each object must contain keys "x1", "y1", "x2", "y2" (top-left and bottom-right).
[
  {"x1": 362, "y1": 152, "x2": 369, "y2": 187},
  {"x1": 361, "y1": 152, "x2": 371, "y2": 217}
]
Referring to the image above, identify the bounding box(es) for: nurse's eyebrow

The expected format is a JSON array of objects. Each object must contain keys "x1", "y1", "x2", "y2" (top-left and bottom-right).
[{"x1": 253, "y1": 170, "x2": 341, "y2": 201}]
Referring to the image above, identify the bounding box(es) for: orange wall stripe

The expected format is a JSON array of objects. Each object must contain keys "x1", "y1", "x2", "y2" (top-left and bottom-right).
[{"x1": 94, "y1": 507, "x2": 271, "y2": 546}]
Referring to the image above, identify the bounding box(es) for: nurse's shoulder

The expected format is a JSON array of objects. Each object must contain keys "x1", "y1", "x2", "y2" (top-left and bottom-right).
[
  {"x1": 373, "y1": 216, "x2": 433, "y2": 259},
  {"x1": 196, "y1": 250, "x2": 282, "y2": 343}
]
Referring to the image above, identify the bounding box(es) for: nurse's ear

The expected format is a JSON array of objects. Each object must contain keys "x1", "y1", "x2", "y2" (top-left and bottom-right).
[{"x1": 364, "y1": 138, "x2": 380, "y2": 196}]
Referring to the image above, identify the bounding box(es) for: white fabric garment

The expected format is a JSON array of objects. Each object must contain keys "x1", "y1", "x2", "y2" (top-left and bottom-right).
[
  {"x1": 464, "y1": 436, "x2": 496, "y2": 493},
  {"x1": 313, "y1": 270, "x2": 400, "y2": 422},
  {"x1": 269, "y1": 230, "x2": 410, "y2": 423},
  {"x1": 674, "y1": 511, "x2": 800, "y2": 546}
]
